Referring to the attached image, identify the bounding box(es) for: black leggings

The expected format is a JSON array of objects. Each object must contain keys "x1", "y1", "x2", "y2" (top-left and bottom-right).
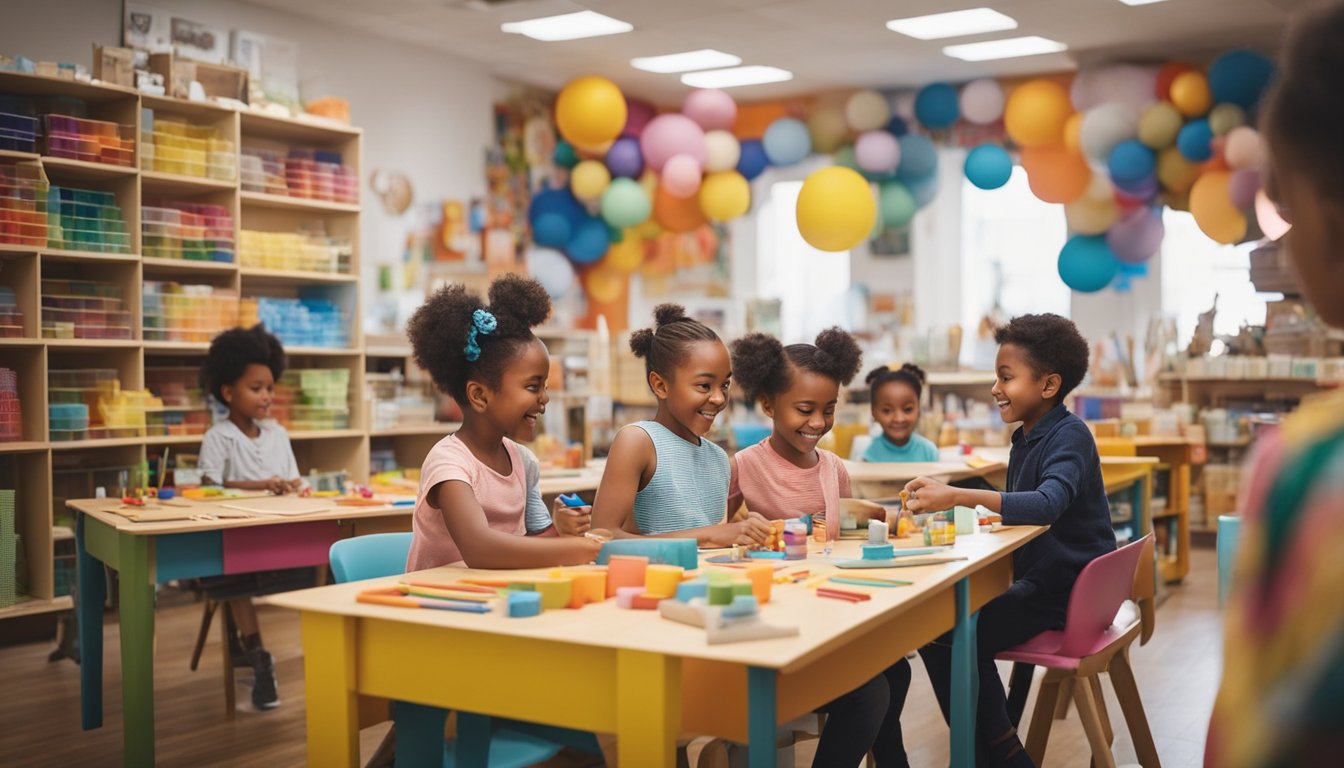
[{"x1": 812, "y1": 660, "x2": 913, "y2": 768}]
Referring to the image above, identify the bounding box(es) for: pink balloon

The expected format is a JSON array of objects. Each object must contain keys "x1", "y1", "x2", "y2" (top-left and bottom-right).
[
  {"x1": 683, "y1": 89, "x2": 737, "y2": 132},
  {"x1": 1254, "y1": 189, "x2": 1291, "y2": 240},
  {"x1": 640, "y1": 113, "x2": 708, "y2": 173},
  {"x1": 1228, "y1": 169, "x2": 1260, "y2": 210},
  {"x1": 1106, "y1": 207, "x2": 1165, "y2": 264},
  {"x1": 623, "y1": 97, "x2": 657, "y2": 138},
  {"x1": 662, "y1": 153, "x2": 703, "y2": 198},
  {"x1": 854, "y1": 130, "x2": 901, "y2": 174}
]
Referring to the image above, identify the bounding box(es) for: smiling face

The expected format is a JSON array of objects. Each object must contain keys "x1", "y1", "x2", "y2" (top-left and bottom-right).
[
  {"x1": 477, "y1": 336, "x2": 551, "y2": 442},
  {"x1": 221, "y1": 363, "x2": 275, "y2": 424},
  {"x1": 871, "y1": 379, "x2": 921, "y2": 447},
  {"x1": 763, "y1": 367, "x2": 839, "y2": 466},
  {"x1": 991, "y1": 343, "x2": 1060, "y2": 434},
  {"x1": 650, "y1": 339, "x2": 732, "y2": 443}
]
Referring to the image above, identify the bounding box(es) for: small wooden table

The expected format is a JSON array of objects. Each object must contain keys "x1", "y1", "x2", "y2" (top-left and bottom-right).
[{"x1": 268, "y1": 528, "x2": 1047, "y2": 768}]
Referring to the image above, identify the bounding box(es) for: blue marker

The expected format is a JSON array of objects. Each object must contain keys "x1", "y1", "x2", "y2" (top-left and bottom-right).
[{"x1": 558, "y1": 493, "x2": 587, "y2": 508}]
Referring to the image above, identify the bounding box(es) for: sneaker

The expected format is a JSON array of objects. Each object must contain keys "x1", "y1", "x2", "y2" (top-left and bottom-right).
[{"x1": 247, "y1": 648, "x2": 280, "y2": 710}]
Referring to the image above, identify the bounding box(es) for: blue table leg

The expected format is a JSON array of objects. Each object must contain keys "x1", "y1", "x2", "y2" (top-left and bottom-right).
[
  {"x1": 747, "y1": 666, "x2": 777, "y2": 768},
  {"x1": 951, "y1": 578, "x2": 980, "y2": 768},
  {"x1": 456, "y1": 711, "x2": 493, "y2": 768},
  {"x1": 394, "y1": 701, "x2": 450, "y2": 768},
  {"x1": 75, "y1": 513, "x2": 105, "y2": 731}
]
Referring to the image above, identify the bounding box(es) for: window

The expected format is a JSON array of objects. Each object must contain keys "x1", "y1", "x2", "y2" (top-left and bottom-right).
[
  {"x1": 1159, "y1": 209, "x2": 1265, "y2": 346},
  {"x1": 757, "y1": 179, "x2": 853, "y2": 342}
]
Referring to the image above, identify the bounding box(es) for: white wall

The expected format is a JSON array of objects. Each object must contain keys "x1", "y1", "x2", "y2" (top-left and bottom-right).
[{"x1": 0, "y1": 0, "x2": 499, "y2": 334}]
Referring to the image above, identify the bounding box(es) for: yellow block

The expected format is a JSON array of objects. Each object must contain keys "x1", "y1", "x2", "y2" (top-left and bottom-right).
[
  {"x1": 534, "y1": 578, "x2": 573, "y2": 610},
  {"x1": 644, "y1": 564, "x2": 684, "y2": 598}
]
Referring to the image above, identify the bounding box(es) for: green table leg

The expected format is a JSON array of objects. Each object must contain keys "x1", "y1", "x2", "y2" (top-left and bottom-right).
[
  {"x1": 118, "y1": 533, "x2": 155, "y2": 767},
  {"x1": 76, "y1": 513, "x2": 105, "y2": 730}
]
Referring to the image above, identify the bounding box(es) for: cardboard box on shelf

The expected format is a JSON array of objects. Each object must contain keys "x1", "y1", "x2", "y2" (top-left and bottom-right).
[
  {"x1": 92, "y1": 45, "x2": 135, "y2": 87},
  {"x1": 149, "y1": 53, "x2": 248, "y2": 103}
]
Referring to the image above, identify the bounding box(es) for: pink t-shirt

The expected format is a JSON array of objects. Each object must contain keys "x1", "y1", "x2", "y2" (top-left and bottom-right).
[
  {"x1": 406, "y1": 435, "x2": 527, "y2": 570},
  {"x1": 728, "y1": 440, "x2": 851, "y2": 533}
]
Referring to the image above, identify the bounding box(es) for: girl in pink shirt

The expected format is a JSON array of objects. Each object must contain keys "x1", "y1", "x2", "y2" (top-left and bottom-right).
[{"x1": 404, "y1": 274, "x2": 600, "y2": 570}]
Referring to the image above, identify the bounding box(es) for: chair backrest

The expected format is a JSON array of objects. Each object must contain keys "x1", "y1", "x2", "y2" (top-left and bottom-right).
[
  {"x1": 328, "y1": 532, "x2": 414, "y2": 584},
  {"x1": 1058, "y1": 533, "x2": 1153, "y2": 657},
  {"x1": 1132, "y1": 533, "x2": 1157, "y2": 645}
]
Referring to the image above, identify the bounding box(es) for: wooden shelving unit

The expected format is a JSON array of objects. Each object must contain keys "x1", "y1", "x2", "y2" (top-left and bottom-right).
[{"x1": 0, "y1": 70, "x2": 378, "y2": 621}]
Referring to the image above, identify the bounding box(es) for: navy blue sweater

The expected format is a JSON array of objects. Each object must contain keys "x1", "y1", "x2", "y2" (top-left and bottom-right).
[{"x1": 999, "y1": 404, "x2": 1117, "y2": 619}]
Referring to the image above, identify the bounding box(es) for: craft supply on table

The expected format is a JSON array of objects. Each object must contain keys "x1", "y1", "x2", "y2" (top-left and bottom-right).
[
  {"x1": 868, "y1": 519, "x2": 889, "y2": 543},
  {"x1": 783, "y1": 520, "x2": 809, "y2": 560},
  {"x1": 598, "y1": 538, "x2": 698, "y2": 570},
  {"x1": 816, "y1": 586, "x2": 871, "y2": 603},
  {"x1": 862, "y1": 542, "x2": 895, "y2": 560},
  {"x1": 358, "y1": 587, "x2": 491, "y2": 613},
  {"x1": 829, "y1": 576, "x2": 911, "y2": 588},
  {"x1": 835, "y1": 555, "x2": 969, "y2": 569}
]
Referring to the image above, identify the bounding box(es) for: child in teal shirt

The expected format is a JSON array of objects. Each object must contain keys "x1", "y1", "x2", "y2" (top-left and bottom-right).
[{"x1": 861, "y1": 363, "x2": 940, "y2": 462}]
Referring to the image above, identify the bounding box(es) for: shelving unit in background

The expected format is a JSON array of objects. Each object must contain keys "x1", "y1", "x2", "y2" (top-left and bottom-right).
[
  {"x1": 1097, "y1": 435, "x2": 1195, "y2": 584},
  {"x1": 0, "y1": 70, "x2": 369, "y2": 622}
]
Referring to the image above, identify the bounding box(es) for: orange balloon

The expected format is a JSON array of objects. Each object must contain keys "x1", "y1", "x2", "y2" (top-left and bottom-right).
[
  {"x1": 1021, "y1": 145, "x2": 1092, "y2": 204},
  {"x1": 1190, "y1": 171, "x2": 1247, "y2": 244},
  {"x1": 653, "y1": 184, "x2": 708, "y2": 233},
  {"x1": 1063, "y1": 113, "x2": 1084, "y2": 153},
  {"x1": 1156, "y1": 62, "x2": 1196, "y2": 102},
  {"x1": 584, "y1": 264, "x2": 628, "y2": 304},
  {"x1": 1157, "y1": 146, "x2": 1201, "y2": 194},
  {"x1": 1004, "y1": 80, "x2": 1073, "y2": 148}
]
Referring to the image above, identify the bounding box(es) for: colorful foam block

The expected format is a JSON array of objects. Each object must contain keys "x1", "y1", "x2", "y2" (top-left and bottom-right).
[
  {"x1": 606, "y1": 555, "x2": 649, "y2": 598},
  {"x1": 567, "y1": 570, "x2": 607, "y2": 608},
  {"x1": 631, "y1": 593, "x2": 666, "y2": 610},
  {"x1": 731, "y1": 581, "x2": 753, "y2": 598},
  {"x1": 507, "y1": 591, "x2": 542, "y2": 618},
  {"x1": 746, "y1": 564, "x2": 774, "y2": 604},
  {"x1": 533, "y1": 578, "x2": 572, "y2": 610},
  {"x1": 644, "y1": 564, "x2": 684, "y2": 598},
  {"x1": 676, "y1": 580, "x2": 709, "y2": 602},
  {"x1": 615, "y1": 585, "x2": 643, "y2": 609},
  {"x1": 862, "y1": 543, "x2": 895, "y2": 560},
  {"x1": 597, "y1": 538, "x2": 698, "y2": 570},
  {"x1": 708, "y1": 583, "x2": 734, "y2": 606},
  {"x1": 722, "y1": 594, "x2": 758, "y2": 619}
]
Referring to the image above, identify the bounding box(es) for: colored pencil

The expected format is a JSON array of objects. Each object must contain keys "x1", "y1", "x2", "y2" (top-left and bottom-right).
[
  {"x1": 357, "y1": 590, "x2": 492, "y2": 613},
  {"x1": 816, "y1": 587, "x2": 870, "y2": 602},
  {"x1": 829, "y1": 576, "x2": 911, "y2": 588},
  {"x1": 400, "y1": 580, "x2": 498, "y2": 594},
  {"x1": 398, "y1": 584, "x2": 494, "y2": 603}
]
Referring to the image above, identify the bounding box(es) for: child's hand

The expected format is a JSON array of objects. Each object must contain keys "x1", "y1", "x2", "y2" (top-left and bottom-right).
[
  {"x1": 902, "y1": 476, "x2": 958, "y2": 513},
  {"x1": 718, "y1": 511, "x2": 773, "y2": 547},
  {"x1": 287, "y1": 478, "x2": 303, "y2": 493},
  {"x1": 552, "y1": 496, "x2": 592, "y2": 536},
  {"x1": 265, "y1": 476, "x2": 290, "y2": 495}
]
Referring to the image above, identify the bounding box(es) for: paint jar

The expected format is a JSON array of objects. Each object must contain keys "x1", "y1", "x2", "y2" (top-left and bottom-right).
[{"x1": 784, "y1": 520, "x2": 808, "y2": 560}]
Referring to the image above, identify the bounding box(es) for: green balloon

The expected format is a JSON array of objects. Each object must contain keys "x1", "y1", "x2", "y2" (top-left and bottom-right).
[
  {"x1": 600, "y1": 178, "x2": 651, "y2": 230},
  {"x1": 1208, "y1": 103, "x2": 1246, "y2": 136},
  {"x1": 554, "y1": 140, "x2": 579, "y2": 169},
  {"x1": 879, "y1": 181, "x2": 917, "y2": 230},
  {"x1": 833, "y1": 144, "x2": 858, "y2": 172}
]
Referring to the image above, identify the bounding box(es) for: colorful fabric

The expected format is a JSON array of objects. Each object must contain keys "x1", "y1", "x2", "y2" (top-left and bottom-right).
[
  {"x1": 629, "y1": 421, "x2": 731, "y2": 535},
  {"x1": 728, "y1": 440, "x2": 850, "y2": 533},
  {"x1": 1209, "y1": 387, "x2": 1344, "y2": 767},
  {"x1": 407, "y1": 435, "x2": 528, "y2": 570},
  {"x1": 861, "y1": 432, "x2": 940, "y2": 463}
]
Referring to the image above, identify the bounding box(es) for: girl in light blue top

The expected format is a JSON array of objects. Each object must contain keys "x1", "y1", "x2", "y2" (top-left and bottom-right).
[
  {"x1": 861, "y1": 363, "x2": 940, "y2": 462},
  {"x1": 591, "y1": 304, "x2": 772, "y2": 546}
]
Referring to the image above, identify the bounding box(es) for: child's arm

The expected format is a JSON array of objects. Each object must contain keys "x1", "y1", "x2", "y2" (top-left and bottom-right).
[
  {"x1": 903, "y1": 436, "x2": 1089, "y2": 523},
  {"x1": 431, "y1": 479, "x2": 601, "y2": 568}
]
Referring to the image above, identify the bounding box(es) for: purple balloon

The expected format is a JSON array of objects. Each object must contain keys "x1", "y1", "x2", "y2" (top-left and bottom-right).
[
  {"x1": 1106, "y1": 207, "x2": 1165, "y2": 264},
  {"x1": 605, "y1": 137, "x2": 644, "y2": 179},
  {"x1": 1114, "y1": 174, "x2": 1160, "y2": 202},
  {"x1": 855, "y1": 130, "x2": 901, "y2": 175},
  {"x1": 1228, "y1": 169, "x2": 1261, "y2": 210},
  {"x1": 623, "y1": 97, "x2": 657, "y2": 138}
]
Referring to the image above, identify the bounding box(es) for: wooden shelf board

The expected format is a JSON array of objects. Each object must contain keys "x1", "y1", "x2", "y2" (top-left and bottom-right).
[
  {"x1": 142, "y1": 434, "x2": 206, "y2": 445},
  {"x1": 239, "y1": 266, "x2": 357, "y2": 284},
  {"x1": 239, "y1": 109, "x2": 361, "y2": 141},
  {"x1": 369, "y1": 423, "x2": 460, "y2": 438},
  {"x1": 140, "y1": 170, "x2": 237, "y2": 193},
  {"x1": 50, "y1": 436, "x2": 147, "y2": 450},
  {"x1": 141, "y1": 256, "x2": 237, "y2": 275},
  {"x1": 288, "y1": 429, "x2": 365, "y2": 440},
  {"x1": 0, "y1": 595, "x2": 74, "y2": 620},
  {"x1": 365, "y1": 346, "x2": 411, "y2": 358},
  {"x1": 240, "y1": 190, "x2": 359, "y2": 214},
  {"x1": 0, "y1": 243, "x2": 41, "y2": 257},
  {"x1": 0, "y1": 149, "x2": 41, "y2": 161},
  {"x1": 140, "y1": 93, "x2": 236, "y2": 118},
  {"x1": 142, "y1": 340, "x2": 211, "y2": 354},
  {"x1": 0, "y1": 338, "x2": 42, "y2": 347},
  {"x1": 41, "y1": 156, "x2": 139, "y2": 180},
  {"x1": 41, "y1": 248, "x2": 140, "y2": 264},
  {"x1": 0, "y1": 441, "x2": 48, "y2": 453},
  {"x1": 285, "y1": 346, "x2": 361, "y2": 357},
  {"x1": 43, "y1": 339, "x2": 140, "y2": 349}
]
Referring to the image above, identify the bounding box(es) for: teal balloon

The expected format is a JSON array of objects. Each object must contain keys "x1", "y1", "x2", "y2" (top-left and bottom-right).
[
  {"x1": 1208, "y1": 50, "x2": 1276, "y2": 110},
  {"x1": 566, "y1": 217, "x2": 610, "y2": 265},
  {"x1": 964, "y1": 144, "x2": 1012, "y2": 190},
  {"x1": 914, "y1": 83, "x2": 960, "y2": 130},
  {"x1": 879, "y1": 181, "x2": 917, "y2": 229},
  {"x1": 833, "y1": 144, "x2": 858, "y2": 172},
  {"x1": 896, "y1": 134, "x2": 937, "y2": 183},
  {"x1": 907, "y1": 172, "x2": 939, "y2": 208},
  {"x1": 554, "y1": 140, "x2": 579, "y2": 169},
  {"x1": 599, "y1": 177, "x2": 651, "y2": 229},
  {"x1": 762, "y1": 117, "x2": 812, "y2": 166},
  {"x1": 1058, "y1": 235, "x2": 1120, "y2": 293}
]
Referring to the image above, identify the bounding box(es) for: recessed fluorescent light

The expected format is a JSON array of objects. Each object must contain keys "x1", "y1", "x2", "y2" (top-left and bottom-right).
[
  {"x1": 1117, "y1": 0, "x2": 1170, "y2": 5},
  {"x1": 500, "y1": 11, "x2": 632, "y2": 42},
  {"x1": 681, "y1": 66, "x2": 793, "y2": 89},
  {"x1": 886, "y1": 8, "x2": 1018, "y2": 40},
  {"x1": 942, "y1": 35, "x2": 1068, "y2": 61},
  {"x1": 632, "y1": 49, "x2": 742, "y2": 74}
]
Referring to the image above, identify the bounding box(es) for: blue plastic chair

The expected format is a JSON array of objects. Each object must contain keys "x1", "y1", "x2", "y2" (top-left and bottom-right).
[
  {"x1": 327, "y1": 533, "x2": 565, "y2": 768},
  {"x1": 1217, "y1": 514, "x2": 1241, "y2": 607}
]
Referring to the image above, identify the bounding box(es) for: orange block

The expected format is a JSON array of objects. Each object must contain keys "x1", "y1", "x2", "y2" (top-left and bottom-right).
[
  {"x1": 746, "y1": 564, "x2": 774, "y2": 604},
  {"x1": 567, "y1": 570, "x2": 608, "y2": 608},
  {"x1": 606, "y1": 555, "x2": 649, "y2": 598},
  {"x1": 631, "y1": 593, "x2": 666, "y2": 610}
]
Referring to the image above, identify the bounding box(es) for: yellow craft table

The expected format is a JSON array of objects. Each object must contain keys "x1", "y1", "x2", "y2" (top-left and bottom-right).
[{"x1": 268, "y1": 528, "x2": 1046, "y2": 768}]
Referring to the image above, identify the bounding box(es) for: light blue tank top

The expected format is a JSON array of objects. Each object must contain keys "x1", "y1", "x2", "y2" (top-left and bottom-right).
[{"x1": 630, "y1": 420, "x2": 731, "y2": 535}]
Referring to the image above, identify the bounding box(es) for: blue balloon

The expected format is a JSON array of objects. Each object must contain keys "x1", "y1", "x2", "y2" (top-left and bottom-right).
[
  {"x1": 886, "y1": 115, "x2": 909, "y2": 137},
  {"x1": 964, "y1": 144, "x2": 1013, "y2": 190},
  {"x1": 1176, "y1": 119, "x2": 1214, "y2": 162},
  {"x1": 1058, "y1": 235, "x2": 1120, "y2": 293},
  {"x1": 1208, "y1": 50, "x2": 1276, "y2": 110},
  {"x1": 907, "y1": 171, "x2": 940, "y2": 209},
  {"x1": 528, "y1": 185, "x2": 584, "y2": 226},
  {"x1": 737, "y1": 139, "x2": 769, "y2": 180},
  {"x1": 1107, "y1": 140, "x2": 1156, "y2": 186},
  {"x1": 605, "y1": 137, "x2": 644, "y2": 178},
  {"x1": 762, "y1": 118, "x2": 812, "y2": 166},
  {"x1": 532, "y1": 212, "x2": 572, "y2": 248},
  {"x1": 896, "y1": 134, "x2": 938, "y2": 182},
  {"x1": 566, "y1": 217, "x2": 611, "y2": 265},
  {"x1": 553, "y1": 141, "x2": 578, "y2": 169},
  {"x1": 1118, "y1": 260, "x2": 1149, "y2": 277},
  {"x1": 914, "y1": 83, "x2": 960, "y2": 130}
]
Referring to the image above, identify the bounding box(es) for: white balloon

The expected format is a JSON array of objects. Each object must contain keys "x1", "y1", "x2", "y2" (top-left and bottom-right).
[
  {"x1": 704, "y1": 130, "x2": 742, "y2": 173},
  {"x1": 527, "y1": 247, "x2": 576, "y2": 299},
  {"x1": 1080, "y1": 102, "x2": 1139, "y2": 164},
  {"x1": 959, "y1": 78, "x2": 1005, "y2": 125}
]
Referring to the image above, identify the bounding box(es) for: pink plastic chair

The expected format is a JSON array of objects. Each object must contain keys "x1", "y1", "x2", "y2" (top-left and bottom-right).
[{"x1": 997, "y1": 534, "x2": 1160, "y2": 768}]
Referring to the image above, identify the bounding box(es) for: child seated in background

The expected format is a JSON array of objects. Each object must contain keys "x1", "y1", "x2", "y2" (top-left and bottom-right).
[
  {"x1": 403, "y1": 274, "x2": 599, "y2": 571},
  {"x1": 859, "y1": 363, "x2": 940, "y2": 462},
  {"x1": 197, "y1": 324, "x2": 306, "y2": 710},
  {"x1": 591, "y1": 304, "x2": 772, "y2": 546},
  {"x1": 728, "y1": 327, "x2": 913, "y2": 767},
  {"x1": 899, "y1": 314, "x2": 1116, "y2": 767}
]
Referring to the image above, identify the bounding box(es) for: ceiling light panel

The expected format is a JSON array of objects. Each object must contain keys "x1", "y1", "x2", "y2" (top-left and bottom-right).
[
  {"x1": 886, "y1": 8, "x2": 1018, "y2": 40},
  {"x1": 942, "y1": 35, "x2": 1068, "y2": 61},
  {"x1": 681, "y1": 66, "x2": 794, "y2": 88},
  {"x1": 631, "y1": 49, "x2": 742, "y2": 74},
  {"x1": 500, "y1": 11, "x2": 633, "y2": 42}
]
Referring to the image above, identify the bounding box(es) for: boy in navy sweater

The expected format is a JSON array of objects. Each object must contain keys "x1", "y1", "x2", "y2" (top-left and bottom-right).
[{"x1": 901, "y1": 313, "x2": 1116, "y2": 767}]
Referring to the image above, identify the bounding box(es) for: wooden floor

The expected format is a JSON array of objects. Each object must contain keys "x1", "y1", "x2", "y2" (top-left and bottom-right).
[{"x1": 0, "y1": 548, "x2": 1222, "y2": 767}]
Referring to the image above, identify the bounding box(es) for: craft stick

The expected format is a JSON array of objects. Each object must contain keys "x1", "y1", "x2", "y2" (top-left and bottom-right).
[
  {"x1": 358, "y1": 591, "x2": 491, "y2": 613},
  {"x1": 829, "y1": 576, "x2": 911, "y2": 588},
  {"x1": 400, "y1": 580, "x2": 499, "y2": 594}
]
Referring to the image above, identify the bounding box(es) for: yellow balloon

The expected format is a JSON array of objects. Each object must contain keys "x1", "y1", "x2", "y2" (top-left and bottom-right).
[
  {"x1": 633, "y1": 216, "x2": 663, "y2": 240},
  {"x1": 796, "y1": 167, "x2": 876, "y2": 252},
  {"x1": 556, "y1": 76, "x2": 627, "y2": 148},
  {"x1": 698, "y1": 171, "x2": 750, "y2": 222},
  {"x1": 1157, "y1": 146, "x2": 1201, "y2": 194},
  {"x1": 1190, "y1": 171, "x2": 1247, "y2": 244},
  {"x1": 606, "y1": 236, "x2": 644, "y2": 272},
  {"x1": 1169, "y1": 71, "x2": 1211, "y2": 117},
  {"x1": 571, "y1": 160, "x2": 611, "y2": 201},
  {"x1": 1005, "y1": 80, "x2": 1073, "y2": 148},
  {"x1": 1138, "y1": 103, "x2": 1182, "y2": 149},
  {"x1": 585, "y1": 264, "x2": 627, "y2": 304},
  {"x1": 1065, "y1": 194, "x2": 1119, "y2": 235},
  {"x1": 808, "y1": 106, "x2": 850, "y2": 155},
  {"x1": 1063, "y1": 113, "x2": 1084, "y2": 153}
]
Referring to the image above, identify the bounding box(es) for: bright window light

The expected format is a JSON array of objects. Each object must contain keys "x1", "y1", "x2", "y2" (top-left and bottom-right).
[
  {"x1": 942, "y1": 36, "x2": 1068, "y2": 61},
  {"x1": 500, "y1": 11, "x2": 633, "y2": 42},
  {"x1": 886, "y1": 8, "x2": 1018, "y2": 40},
  {"x1": 681, "y1": 66, "x2": 793, "y2": 89},
  {"x1": 632, "y1": 49, "x2": 742, "y2": 74},
  {"x1": 1118, "y1": 0, "x2": 1170, "y2": 5}
]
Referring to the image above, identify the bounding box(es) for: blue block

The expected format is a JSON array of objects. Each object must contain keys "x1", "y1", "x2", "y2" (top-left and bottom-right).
[
  {"x1": 862, "y1": 543, "x2": 895, "y2": 561},
  {"x1": 723, "y1": 595, "x2": 758, "y2": 618},
  {"x1": 597, "y1": 538, "x2": 699, "y2": 570},
  {"x1": 507, "y1": 591, "x2": 542, "y2": 618},
  {"x1": 676, "y1": 580, "x2": 709, "y2": 602}
]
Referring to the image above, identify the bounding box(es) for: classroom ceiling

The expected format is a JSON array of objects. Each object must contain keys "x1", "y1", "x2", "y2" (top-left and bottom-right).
[{"x1": 242, "y1": 0, "x2": 1305, "y2": 102}]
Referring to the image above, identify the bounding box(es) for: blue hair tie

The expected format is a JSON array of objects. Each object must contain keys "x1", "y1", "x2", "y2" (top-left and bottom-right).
[{"x1": 464, "y1": 308, "x2": 498, "y2": 362}]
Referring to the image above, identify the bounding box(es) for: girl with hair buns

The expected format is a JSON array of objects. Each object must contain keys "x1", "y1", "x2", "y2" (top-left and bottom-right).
[
  {"x1": 403, "y1": 274, "x2": 601, "y2": 570},
  {"x1": 590, "y1": 304, "x2": 773, "y2": 545},
  {"x1": 861, "y1": 363, "x2": 940, "y2": 462}
]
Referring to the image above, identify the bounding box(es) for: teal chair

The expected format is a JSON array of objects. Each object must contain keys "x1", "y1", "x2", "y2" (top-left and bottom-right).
[
  {"x1": 328, "y1": 534, "x2": 566, "y2": 768},
  {"x1": 1217, "y1": 514, "x2": 1241, "y2": 607}
]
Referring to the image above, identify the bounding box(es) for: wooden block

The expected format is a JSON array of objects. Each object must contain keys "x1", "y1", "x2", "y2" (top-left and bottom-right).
[
  {"x1": 631, "y1": 593, "x2": 666, "y2": 610},
  {"x1": 606, "y1": 555, "x2": 648, "y2": 598}
]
